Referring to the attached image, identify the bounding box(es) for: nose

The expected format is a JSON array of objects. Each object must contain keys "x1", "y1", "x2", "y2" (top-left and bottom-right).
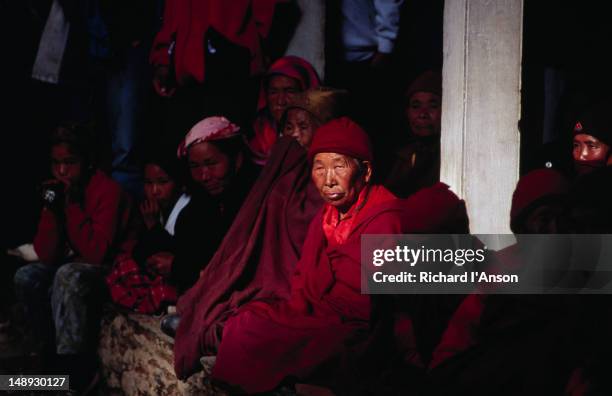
[
  {"x1": 276, "y1": 92, "x2": 288, "y2": 106},
  {"x1": 579, "y1": 146, "x2": 589, "y2": 160},
  {"x1": 324, "y1": 169, "x2": 337, "y2": 187},
  {"x1": 58, "y1": 164, "x2": 68, "y2": 176},
  {"x1": 417, "y1": 108, "x2": 431, "y2": 119},
  {"x1": 152, "y1": 184, "x2": 161, "y2": 196},
  {"x1": 195, "y1": 166, "x2": 210, "y2": 182},
  {"x1": 287, "y1": 128, "x2": 299, "y2": 139}
]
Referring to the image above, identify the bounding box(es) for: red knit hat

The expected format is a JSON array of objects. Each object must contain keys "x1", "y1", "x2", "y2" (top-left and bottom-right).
[
  {"x1": 405, "y1": 70, "x2": 442, "y2": 101},
  {"x1": 307, "y1": 117, "x2": 373, "y2": 162},
  {"x1": 510, "y1": 169, "x2": 569, "y2": 228}
]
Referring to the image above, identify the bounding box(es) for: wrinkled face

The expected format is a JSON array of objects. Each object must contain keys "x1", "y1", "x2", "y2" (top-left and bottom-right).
[
  {"x1": 311, "y1": 152, "x2": 372, "y2": 214},
  {"x1": 573, "y1": 134, "x2": 610, "y2": 171},
  {"x1": 144, "y1": 164, "x2": 178, "y2": 210},
  {"x1": 187, "y1": 142, "x2": 236, "y2": 196},
  {"x1": 267, "y1": 75, "x2": 301, "y2": 124},
  {"x1": 51, "y1": 143, "x2": 83, "y2": 185},
  {"x1": 406, "y1": 92, "x2": 442, "y2": 137},
  {"x1": 283, "y1": 108, "x2": 318, "y2": 149}
]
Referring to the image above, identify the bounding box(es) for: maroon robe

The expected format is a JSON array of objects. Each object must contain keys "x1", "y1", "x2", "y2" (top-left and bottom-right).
[
  {"x1": 211, "y1": 183, "x2": 468, "y2": 393},
  {"x1": 174, "y1": 137, "x2": 323, "y2": 379}
]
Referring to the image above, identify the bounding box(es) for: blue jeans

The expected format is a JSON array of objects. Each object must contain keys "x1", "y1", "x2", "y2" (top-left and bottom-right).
[
  {"x1": 106, "y1": 44, "x2": 150, "y2": 199},
  {"x1": 14, "y1": 262, "x2": 107, "y2": 355}
]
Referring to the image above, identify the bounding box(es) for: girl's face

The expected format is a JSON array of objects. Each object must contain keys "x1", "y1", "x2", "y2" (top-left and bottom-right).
[
  {"x1": 51, "y1": 143, "x2": 84, "y2": 186},
  {"x1": 144, "y1": 164, "x2": 179, "y2": 210}
]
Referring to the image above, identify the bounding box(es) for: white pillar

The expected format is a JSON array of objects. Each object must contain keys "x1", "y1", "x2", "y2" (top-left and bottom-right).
[
  {"x1": 284, "y1": 0, "x2": 326, "y2": 79},
  {"x1": 441, "y1": 0, "x2": 523, "y2": 234}
]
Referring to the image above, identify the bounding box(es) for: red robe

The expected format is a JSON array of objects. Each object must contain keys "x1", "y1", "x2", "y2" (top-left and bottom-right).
[
  {"x1": 211, "y1": 185, "x2": 402, "y2": 392},
  {"x1": 173, "y1": 137, "x2": 323, "y2": 379}
]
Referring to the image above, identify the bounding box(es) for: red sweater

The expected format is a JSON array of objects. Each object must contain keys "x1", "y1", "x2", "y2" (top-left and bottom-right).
[
  {"x1": 33, "y1": 171, "x2": 132, "y2": 266},
  {"x1": 150, "y1": 0, "x2": 282, "y2": 84}
]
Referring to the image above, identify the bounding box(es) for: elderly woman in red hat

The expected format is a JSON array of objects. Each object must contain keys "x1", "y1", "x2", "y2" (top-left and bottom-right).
[
  {"x1": 208, "y1": 117, "x2": 394, "y2": 393},
  {"x1": 204, "y1": 117, "x2": 468, "y2": 393}
]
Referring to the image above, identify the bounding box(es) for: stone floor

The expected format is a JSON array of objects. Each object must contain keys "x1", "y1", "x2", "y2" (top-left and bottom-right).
[{"x1": 0, "y1": 306, "x2": 221, "y2": 395}]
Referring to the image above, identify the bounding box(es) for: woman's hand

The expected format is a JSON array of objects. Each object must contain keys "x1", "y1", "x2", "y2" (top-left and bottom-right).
[
  {"x1": 146, "y1": 251, "x2": 174, "y2": 277},
  {"x1": 140, "y1": 199, "x2": 160, "y2": 230},
  {"x1": 153, "y1": 65, "x2": 176, "y2": 97}
]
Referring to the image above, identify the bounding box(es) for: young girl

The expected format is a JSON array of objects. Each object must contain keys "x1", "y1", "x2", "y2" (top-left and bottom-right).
[{"x1": 107, "y1": 151, "x2": 189, "y2": 314}]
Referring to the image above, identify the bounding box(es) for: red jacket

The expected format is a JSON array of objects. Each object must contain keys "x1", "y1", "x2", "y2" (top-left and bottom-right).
[
  {"x1": 150, "y1": 0, "x2": 282, "y2": 84},
  {"x1": 33, "y1": 171, "x2": 132, "y2": 266}
]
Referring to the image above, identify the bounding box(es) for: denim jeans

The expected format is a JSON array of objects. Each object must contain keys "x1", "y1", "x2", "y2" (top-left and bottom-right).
[{"x1": 14, "y1": 262, "x2": 108, "y2": 355}]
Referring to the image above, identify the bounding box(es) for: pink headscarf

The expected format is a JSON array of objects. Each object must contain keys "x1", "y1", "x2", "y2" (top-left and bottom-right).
[{"x1": 177, "y1": 116, "x2": 241, "y2": 158}]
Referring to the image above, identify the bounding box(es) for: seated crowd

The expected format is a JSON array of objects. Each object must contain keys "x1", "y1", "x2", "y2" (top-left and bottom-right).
[{"x1": 7, "y1": 51, "x2": 612, "y2": 395}]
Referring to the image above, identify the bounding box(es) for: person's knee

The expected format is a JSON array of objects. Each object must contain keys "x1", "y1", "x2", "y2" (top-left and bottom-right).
[
  {"x1": 52, "y1": 263, "x2": 102, "y2": 299},
  {"x1": 14, "y1": 263, "x2": 47, "y2": 291}
]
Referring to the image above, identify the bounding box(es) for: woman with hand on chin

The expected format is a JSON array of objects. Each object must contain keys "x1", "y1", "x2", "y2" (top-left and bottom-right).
[
  {"x1": 14, "y1": 123, "x2": 132, "y2": 391},
  {"x1": 107, "y1": 150, "x2": 190, "y2": 314}
]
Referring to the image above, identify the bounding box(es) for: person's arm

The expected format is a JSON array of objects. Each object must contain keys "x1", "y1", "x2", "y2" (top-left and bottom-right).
[
  {"x1": 64, "y1": 182, "x2": 123, "y2": 265},
  {"x1": 150, "y1": 0, "x2": 177, "y2": 96},
  {"x1": 373, "y1": 0, "x2": 404, "y2": 56},
  {"x1": 33, "y1": 208, "x2": 66, "y2": 265},
  {"x1": 252, "y1": 0, "x2": 287, "y2": 39}
]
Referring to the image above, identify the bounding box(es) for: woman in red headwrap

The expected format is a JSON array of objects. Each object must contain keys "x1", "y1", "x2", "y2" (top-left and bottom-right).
[
  {"x1": 204, "y1": 117, "x2": 468, "y2": 393},
  {"x1": 249, "y1": 56, "x2": 321, "y2": 164}
]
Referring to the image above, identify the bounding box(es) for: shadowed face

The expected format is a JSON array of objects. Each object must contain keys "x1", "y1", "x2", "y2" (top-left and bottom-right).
[
  {"x1": 573, "y1": 133, "x2": 610, "y2": 174},
  {"x1": 311, "y1": 152, "x2": 372, "y2": 214},
  {"x1": 406, "y1": 92, "x2": 442, "y2": 137},
  {"x1": 144, "y1": 164, "x2": 179, "y2": 210},
  {"x1": 267, "y1": 75, "x2": 301, "y2": 124},
  {"x1": 51, "y1": 143, "x2": 84, "y2": 186},
  {"x1": 187, "y1": 142, "x2": 240, "y2": 196},
  {"x1": 283, "y1": 108, "x2": 318, "y2": 149}
]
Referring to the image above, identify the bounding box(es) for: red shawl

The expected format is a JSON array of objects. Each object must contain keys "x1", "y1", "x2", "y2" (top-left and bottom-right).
[
  {"x1": 173, "y1": 137, "x2": 323, "y2": 379},
  {"x1": 210, "y1": 186, "x2": 395, "y2": 392},
  {"x1": 211, "y1": 183, "x2": 468, "y2": 393}
]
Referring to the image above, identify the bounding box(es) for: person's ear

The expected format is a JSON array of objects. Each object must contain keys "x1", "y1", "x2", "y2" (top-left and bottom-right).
[{"x1": 363, "y1": 161, "x2": 373, "y2": 184}]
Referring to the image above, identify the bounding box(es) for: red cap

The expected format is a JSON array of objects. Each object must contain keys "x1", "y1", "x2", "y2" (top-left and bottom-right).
[
  {"x1": 307, "y1": 117, "x2": 373, "y2": 163},
  {"x1": 405, "y1": 70, "x2": 442, "y2": 101},
  {"x1": 510, "y1": 168, "x2": 569, "y2": 225}
]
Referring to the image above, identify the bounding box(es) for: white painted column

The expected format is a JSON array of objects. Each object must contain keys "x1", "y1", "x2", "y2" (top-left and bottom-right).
[
  {"x1": 284, "y1": 0, "x2": 326, "y2": 79},
  {"x1": 441, "y1": 0, "x2": 523, "y2": 234}
]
